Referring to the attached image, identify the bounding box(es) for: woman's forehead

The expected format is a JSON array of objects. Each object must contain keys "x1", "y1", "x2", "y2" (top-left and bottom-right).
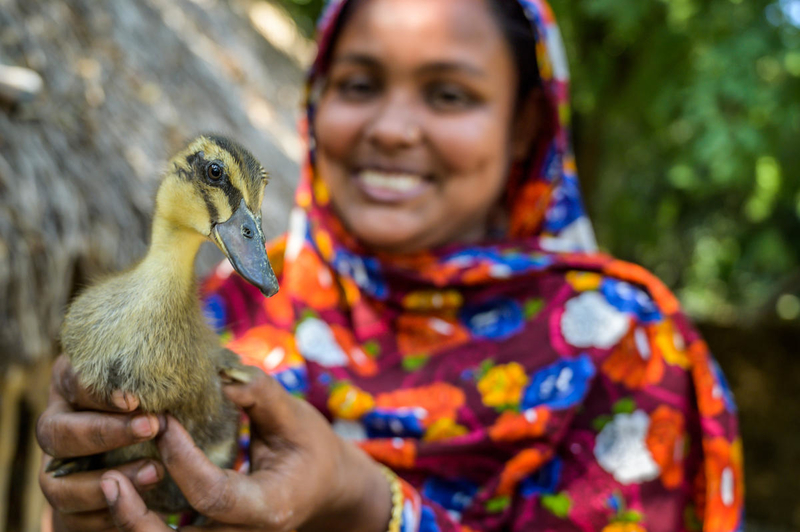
[{"x1": 334, "y1": 0, "x2": 508, "y2": 58}]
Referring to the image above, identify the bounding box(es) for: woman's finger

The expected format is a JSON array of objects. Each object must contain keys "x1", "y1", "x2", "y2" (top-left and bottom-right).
[
  {"x1": 51, "y1": 355, "x2": 140, "y2": 412},
  {"x1": 100, "y1": 471, "x2": 172, "y2": 532},
  {"x1": 56, "y1": 508, "x2": 116, "y2": 532},
  {"x1": 222, "y1": 368, "x2": 295, "y2": 435},
  {"x1": 40, "y1": 457, "x2": 164, "y2": 514},
  {"x1": 156, "y1": 416, "x2": 272, "y2": 525},
  {"x1": 36, "y1": 407, "x2": 161, "y2": 459}
]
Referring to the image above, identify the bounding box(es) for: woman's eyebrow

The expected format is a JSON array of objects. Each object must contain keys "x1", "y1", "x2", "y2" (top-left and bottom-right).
[
  {"x1": 332, "y1": 54, "x2": 486, "y2": 78},
  {"x1": 417, "y1": 61, "x2": 486, "y2": 78}
]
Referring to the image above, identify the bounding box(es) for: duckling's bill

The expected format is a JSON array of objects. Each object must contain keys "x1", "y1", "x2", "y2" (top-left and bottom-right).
[{"x1": 213, "y1": 199, "x2": 279, "y2": 297}]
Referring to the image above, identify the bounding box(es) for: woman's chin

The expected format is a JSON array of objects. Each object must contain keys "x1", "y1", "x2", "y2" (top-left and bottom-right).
[
  {"x1": 354, "y1": 228, "x2": 428, "y2": 255},
  {"x1": 340, "y1": 208, "x2": 433, "y2": 254}
]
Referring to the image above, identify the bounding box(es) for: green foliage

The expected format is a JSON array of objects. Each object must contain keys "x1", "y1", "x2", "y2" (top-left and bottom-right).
[
  {"x1": 554, "y1": 0, "x2": 800, "y2": 323},
  {"x1": 276, "y1": 0, "x2": 800, "y2": 324},
  {"x1": 278, "y1": 0, "x2": 326, "y2": 36}
]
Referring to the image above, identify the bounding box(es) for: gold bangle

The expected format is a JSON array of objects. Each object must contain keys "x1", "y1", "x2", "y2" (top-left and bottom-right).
[{"x1": 379, "y1": 465, "x2": 403, "y2": 532}]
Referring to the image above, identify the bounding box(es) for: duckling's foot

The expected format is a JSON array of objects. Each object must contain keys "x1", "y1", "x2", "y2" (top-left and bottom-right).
[{"x1": 46, "y1": 456, "x2": 93, "y2": 477}]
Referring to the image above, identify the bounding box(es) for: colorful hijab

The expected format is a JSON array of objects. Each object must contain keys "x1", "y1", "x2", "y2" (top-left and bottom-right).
[{"x1": 203, "y1": 1, "x2": 743, "y2": 530}]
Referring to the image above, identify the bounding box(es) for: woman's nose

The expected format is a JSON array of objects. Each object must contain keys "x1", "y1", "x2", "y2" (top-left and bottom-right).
[{"x1": 365, "y1": 94, "x2": 422, "y2": 151}]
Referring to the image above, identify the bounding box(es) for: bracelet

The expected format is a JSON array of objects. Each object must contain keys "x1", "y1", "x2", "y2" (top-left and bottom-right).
[{"x1": 379, "y1": 465, "x2": 403, "y2": 532}]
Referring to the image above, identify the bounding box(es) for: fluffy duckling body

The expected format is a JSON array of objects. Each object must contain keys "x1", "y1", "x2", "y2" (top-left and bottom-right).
[{"x1": 54, "y1": 135, "x2": 278, "y2": 512}]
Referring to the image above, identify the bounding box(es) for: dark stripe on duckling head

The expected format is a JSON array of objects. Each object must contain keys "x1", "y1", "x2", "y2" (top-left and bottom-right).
[
  {"x1": 220, "y1": 178, "x2": 243, "y2": 215},
  {"x1": 205, "y1": 134, "x2": 266, "y2": 212},
  {"x1": 183, "y1": 151, "x2": 205, "y2": 180},
  {"x1": 172, "y1": 162, "x2": 192, "y2": 181},
  {"x1": 200, "y1": 187, "x2": 219, "y2": 222}
]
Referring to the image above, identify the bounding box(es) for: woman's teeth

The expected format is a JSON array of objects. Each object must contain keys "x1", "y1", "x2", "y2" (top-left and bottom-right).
[{"x1": 358, "y1": 170, "x2": 425, "y2": 192}]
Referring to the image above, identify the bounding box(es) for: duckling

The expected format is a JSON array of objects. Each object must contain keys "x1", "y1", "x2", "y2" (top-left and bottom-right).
[{"x1": 47, "y1": 134, "x2": 279, "y2": 513}]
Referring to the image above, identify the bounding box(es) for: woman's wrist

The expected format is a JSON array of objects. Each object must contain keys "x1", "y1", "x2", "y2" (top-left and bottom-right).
[{"x1": 301, "y1": 437, "x2": 393, "y2": 532}]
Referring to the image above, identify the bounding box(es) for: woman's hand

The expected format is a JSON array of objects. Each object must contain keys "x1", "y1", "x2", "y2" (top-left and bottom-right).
[
  {"x1": 99, "y1": 367, "x2": 392, "y2": 532},
  {"x1": 37, "y1": 355, "x2": 167, "y2": 532}
]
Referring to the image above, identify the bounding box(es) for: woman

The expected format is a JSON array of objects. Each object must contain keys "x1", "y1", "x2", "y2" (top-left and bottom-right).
[{"x1": 38, "y1": 0, "x2": 743, "y2": 530}]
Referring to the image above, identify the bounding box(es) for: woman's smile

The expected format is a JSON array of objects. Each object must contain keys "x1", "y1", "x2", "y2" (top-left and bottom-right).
[{"x1": 353, "y1": 168, "x2": 434, "y2": 203}]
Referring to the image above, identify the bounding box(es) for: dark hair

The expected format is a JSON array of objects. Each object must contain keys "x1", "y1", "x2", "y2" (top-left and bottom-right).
[
  {"x1": 487, "y1": 0, "x2": 542, "y2": 105},
  {"x1": 319, "y1": 0, "x2": 542, "y2": 107}
]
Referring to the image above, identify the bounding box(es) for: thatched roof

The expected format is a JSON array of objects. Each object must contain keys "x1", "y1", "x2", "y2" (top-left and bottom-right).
[{"x1": 0, "y1": 0, "x2": 307, "y2": 366}]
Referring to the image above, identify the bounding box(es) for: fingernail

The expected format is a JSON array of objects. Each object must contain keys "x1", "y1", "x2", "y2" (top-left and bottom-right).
[
  {"x1": 111, "y1": 391, "x2": 130, "y2": 410},
  {"x1": 136, "y1": 462, "x2": 159, "y2": 486},
  {"x1": 100, "y1": 478, "x2": 119, "y2": 504},
  {"x1": 131, "y1": 415, "x2": 155, "y2": 438},
  {"x1": 156, "y1": 414, "x2": 167, "y2": 434}
]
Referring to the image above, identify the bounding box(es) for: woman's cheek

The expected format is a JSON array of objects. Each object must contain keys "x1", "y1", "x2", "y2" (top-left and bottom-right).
[
  {"x1": 314, "y1": 99, "x2": 366, "y2": 161},
  {"x1": 427, "y1": 111, "x2": 508, "y2": 177}
]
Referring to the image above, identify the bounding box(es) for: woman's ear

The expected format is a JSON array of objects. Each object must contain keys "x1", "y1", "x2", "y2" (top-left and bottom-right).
[{"x1": 510, "y1": 88, "x2": 546, "y2": 161}]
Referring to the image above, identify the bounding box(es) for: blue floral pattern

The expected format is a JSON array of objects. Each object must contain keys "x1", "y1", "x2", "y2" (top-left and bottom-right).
[{"x1": 522, "y1": 354, "x2": 596, "y2": 410}]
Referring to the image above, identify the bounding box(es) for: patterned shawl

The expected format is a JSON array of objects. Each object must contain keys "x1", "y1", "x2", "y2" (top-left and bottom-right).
[{"x1": 202, "y1": 1, "x2": 743, "y2": 530}]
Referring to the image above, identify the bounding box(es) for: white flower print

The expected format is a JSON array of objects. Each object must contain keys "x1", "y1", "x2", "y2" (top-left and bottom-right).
[
  {"x1": 332, "y1": 420, "x2": 367, "y2": 442},
  {"x1": 721, "y1": 467, "x2": 735, "y2": 506},
  {"x1": 295, "y1": 318, "x2": 348, "y2": 367},
  {"x1": 285, "y1": 207, "x2": 307, "y2": 262},
  {"x1": 560, "y1": 291, "x2": 630, "y2": 349},
  {"x1": 594, "y1": 410, "x2": 660, "y2": 485},
  {"x1": 540, "y1": 217, "x2": 598, "y2": 253}
]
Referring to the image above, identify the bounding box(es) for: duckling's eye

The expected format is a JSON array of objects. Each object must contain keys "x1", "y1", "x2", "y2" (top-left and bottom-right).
[{"x1": 206, "y1": 163, "x2": 223, "y2": 181}]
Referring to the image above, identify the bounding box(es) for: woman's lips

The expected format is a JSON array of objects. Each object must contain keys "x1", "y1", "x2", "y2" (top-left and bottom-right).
[{"x1": 353, "y1": 169, "x2": 432, "y2": 203}]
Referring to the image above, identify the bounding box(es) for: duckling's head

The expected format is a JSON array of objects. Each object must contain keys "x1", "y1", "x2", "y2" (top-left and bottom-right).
[{"x1": 156, "y1": 134, "x2": 278, "y2": 297}]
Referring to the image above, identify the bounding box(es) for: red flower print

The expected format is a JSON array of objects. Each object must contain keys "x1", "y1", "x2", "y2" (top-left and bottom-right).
[
  {"x1": 284, "y1": 247, "x2": 339, "y2": 310},
  {"x1": 688, "y1": 341, "x2": 725, "y2": 418},
  {"x1": 226, "y1": 324, "x2": 298, "y2": 373},
  {"x1": 601, "y1": 326, "x2": 664, "y2": 389},
  {"x1": 645, "y1": 405, "x2": 686, "y2": 489},
  {"x1": 510, "y1": 180, "x2": 551, "y2": 237},
  {"x1": 488, "y1": 407, "x2": 551, "y2": 442},
  {"x1": 261, "y1": 287, "x2": 294, "y2": 328},
  {"x1": 699, "y1": 437, "x2": 744, "y2": 532},
  {"x1": 396, "y1": 314, "x2": 471, "y2": 357},
  {"x1": 461, "y1": 263, "x2": 496, "y2": 285},
  {"x1": 375, "y1": 382, "x2": 466, "y2": 428},
  {"x1": 330, "y1": 324, "x2": 378, "y2": 377},
  {"x1": 496, "y1": 448, "x2": 550, "y2": 496},
  {"x1": 359, "y1": 438, "x2": 416, "y2": 469}
]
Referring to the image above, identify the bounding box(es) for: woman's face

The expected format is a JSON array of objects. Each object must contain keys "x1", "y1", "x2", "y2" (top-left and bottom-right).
[{"x1": 314, "y1": 0, "x2": 529, "y2": 254}]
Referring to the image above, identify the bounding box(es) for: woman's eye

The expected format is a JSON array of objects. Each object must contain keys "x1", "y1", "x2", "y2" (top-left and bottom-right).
[
  {"x1": 336, "y1": 76, "x2": 379, "y2": 100},
  {"x1": 206, "y1": 163, "x2": 223, "y2": 181},
  {"x1": 426, "y1": 83, "x2": 477, "y2": 111}
]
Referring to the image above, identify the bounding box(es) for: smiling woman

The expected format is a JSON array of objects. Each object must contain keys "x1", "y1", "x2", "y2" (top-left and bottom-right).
[
  {"x1": 38, "y1": 0, "x2": 743, "y2": 531},
  {"x1": 315, "y1": 0, "x2": 540, "y2": 253}
]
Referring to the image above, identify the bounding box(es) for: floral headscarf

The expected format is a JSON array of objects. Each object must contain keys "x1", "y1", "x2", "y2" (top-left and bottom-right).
[
  {"x1": 299, "y1": 0, "x2": 597, "y2": 292},
  {"x1": 203, "y1": 1, "x2": 743, "y2": 530}
]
